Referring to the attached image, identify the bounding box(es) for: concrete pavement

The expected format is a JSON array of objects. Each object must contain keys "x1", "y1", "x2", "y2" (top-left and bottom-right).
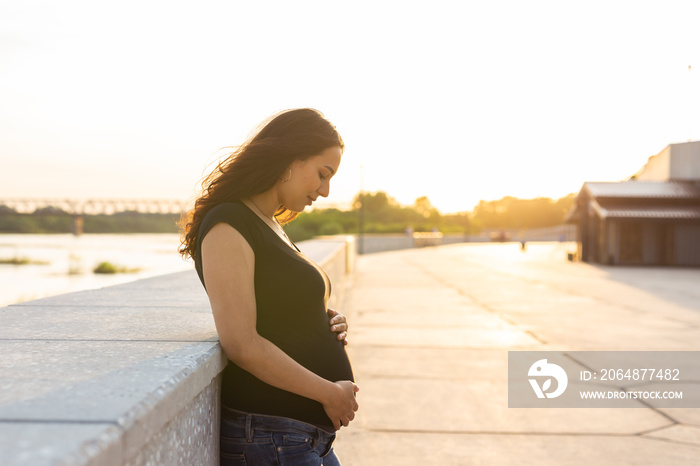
[{"x1": 332, "y1": 242, "x2": 700, "y2": 465}]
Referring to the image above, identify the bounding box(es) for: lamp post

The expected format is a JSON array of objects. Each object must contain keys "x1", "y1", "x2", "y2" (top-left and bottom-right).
[{"x1": 357, "y1": 165, "x2": 365, "y2": 255}]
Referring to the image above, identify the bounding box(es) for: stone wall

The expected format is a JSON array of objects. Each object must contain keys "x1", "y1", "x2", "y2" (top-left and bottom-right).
[{"x1": 0, "y1": 237, "x2": 355, "y2": 465}]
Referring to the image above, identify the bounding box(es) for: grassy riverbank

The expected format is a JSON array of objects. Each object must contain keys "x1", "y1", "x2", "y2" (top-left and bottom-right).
[{"x1": 0, "y1": 213, "x2": 180, "y2": 234}]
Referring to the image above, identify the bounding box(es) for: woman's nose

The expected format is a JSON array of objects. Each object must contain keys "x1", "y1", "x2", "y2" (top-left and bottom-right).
[{"x1": 317, "y1": 182, "x2": 330, "y2": 198}]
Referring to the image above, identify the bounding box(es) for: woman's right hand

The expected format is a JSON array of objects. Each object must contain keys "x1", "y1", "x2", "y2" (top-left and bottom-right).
[{"x1": 322, "y1": 380, "x2": 359, "y2": 430}]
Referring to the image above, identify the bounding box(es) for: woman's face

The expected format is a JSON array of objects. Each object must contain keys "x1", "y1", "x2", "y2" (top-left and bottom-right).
[{"x1": 279, "y1": 146, "x2": 342, "y2": 212}]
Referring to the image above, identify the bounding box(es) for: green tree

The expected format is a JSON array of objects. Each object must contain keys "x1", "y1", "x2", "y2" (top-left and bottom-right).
[{"x1": 471, "y1": 194, "x2": 575, "y2": 229}]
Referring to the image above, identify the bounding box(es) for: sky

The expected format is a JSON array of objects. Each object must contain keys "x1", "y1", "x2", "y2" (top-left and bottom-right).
[{"x1": 1, "y1": 1, "x2": 699, "y2": 214}]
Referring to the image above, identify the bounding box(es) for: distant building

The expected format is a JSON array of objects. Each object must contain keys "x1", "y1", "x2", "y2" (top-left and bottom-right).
[{"x1": 566, "y1": 141, "x2": 700, "y2": 266}]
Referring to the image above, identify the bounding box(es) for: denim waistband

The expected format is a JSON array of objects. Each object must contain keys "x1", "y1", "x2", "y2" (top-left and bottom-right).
[{"x1": 221, "y1": 405, "x2": 336, "y2": 446}]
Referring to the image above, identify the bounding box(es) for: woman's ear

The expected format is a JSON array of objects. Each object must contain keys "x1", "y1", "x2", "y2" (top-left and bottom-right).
[{"x1": 279, "y1": 166, "x2": 292, "y2": 183}]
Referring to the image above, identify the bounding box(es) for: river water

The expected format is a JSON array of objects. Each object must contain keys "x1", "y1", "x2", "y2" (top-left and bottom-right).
[{"x1": 0, "y1": 234, "x2": 194, "y2": 307}]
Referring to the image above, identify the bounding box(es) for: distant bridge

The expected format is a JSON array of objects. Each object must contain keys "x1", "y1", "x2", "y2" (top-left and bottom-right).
[
  {"x1": 0, "y1": 198, "x2": 190, "y2": 216},
  {"x1": 0, "y1": 199, "x2": 191, "y2": 235}
]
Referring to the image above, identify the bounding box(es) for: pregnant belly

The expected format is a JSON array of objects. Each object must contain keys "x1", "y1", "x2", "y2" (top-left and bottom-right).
[{"x1": 272, "y1": 327, "x2": 355, "y2": 383}]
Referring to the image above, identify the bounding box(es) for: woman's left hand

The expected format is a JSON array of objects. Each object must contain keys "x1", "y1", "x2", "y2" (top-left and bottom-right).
[{"x1": 327, "y1": 308, "x2": 349, "y2": 346}]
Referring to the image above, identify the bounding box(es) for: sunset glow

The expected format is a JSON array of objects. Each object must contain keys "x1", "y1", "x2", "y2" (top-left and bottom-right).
[{"x1": 1, "y1": 1, "x2": 699, "y2": 213}]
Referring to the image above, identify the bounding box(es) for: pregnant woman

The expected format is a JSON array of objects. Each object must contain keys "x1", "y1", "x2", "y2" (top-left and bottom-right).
[{"x1": 179, "y1": 108, "x2": 358, "y2": 465}]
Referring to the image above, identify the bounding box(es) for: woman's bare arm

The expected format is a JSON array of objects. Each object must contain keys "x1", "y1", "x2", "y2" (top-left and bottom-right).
[{"x1": 201, "y1": 223, "x2": 358, "y2": 429}]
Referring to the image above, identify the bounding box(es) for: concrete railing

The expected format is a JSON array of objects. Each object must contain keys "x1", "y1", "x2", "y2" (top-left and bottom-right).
[
  {"x1": 355, "y1": 233, "x2": 462, "y2": 254},
  {"x1": 353, "y1": 225, "x2": 578, "y2": 254},
  {"x1": 0, "y1": 236, "x2": 355, "y2": 466}
]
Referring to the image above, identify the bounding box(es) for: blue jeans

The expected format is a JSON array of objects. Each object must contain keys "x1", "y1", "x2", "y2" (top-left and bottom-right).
[{"x1": 220, "y1": 405, "x2": 341, "y2": 466}]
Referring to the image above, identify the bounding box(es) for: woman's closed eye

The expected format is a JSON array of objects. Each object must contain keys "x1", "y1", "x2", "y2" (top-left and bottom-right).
[{"x1": 319, "y1": 164, "x2": 336, "y2": 182}]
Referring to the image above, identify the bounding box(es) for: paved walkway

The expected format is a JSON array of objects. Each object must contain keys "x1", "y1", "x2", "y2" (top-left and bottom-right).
[{"x1": 333, "y1": 242, "x2": 700, "y2": 465}]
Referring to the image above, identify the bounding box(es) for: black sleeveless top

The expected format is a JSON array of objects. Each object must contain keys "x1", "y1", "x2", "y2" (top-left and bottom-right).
[{"x1": 194, "y1": 201, "x2": 354, "y2": 431}]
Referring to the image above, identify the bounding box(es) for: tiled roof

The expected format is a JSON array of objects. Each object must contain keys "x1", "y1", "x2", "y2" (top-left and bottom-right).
[
  {"x1": 591, "y1": 202, "x2": 700, "y2": 220},
  {"x1": 583, "y1": 181, "x2": 700, "y2": 199}
]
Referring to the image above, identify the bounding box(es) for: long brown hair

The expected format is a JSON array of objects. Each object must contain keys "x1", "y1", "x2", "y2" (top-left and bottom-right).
[{"x1": 178, "y1": 108, "x2": 344, "y2": 261}]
